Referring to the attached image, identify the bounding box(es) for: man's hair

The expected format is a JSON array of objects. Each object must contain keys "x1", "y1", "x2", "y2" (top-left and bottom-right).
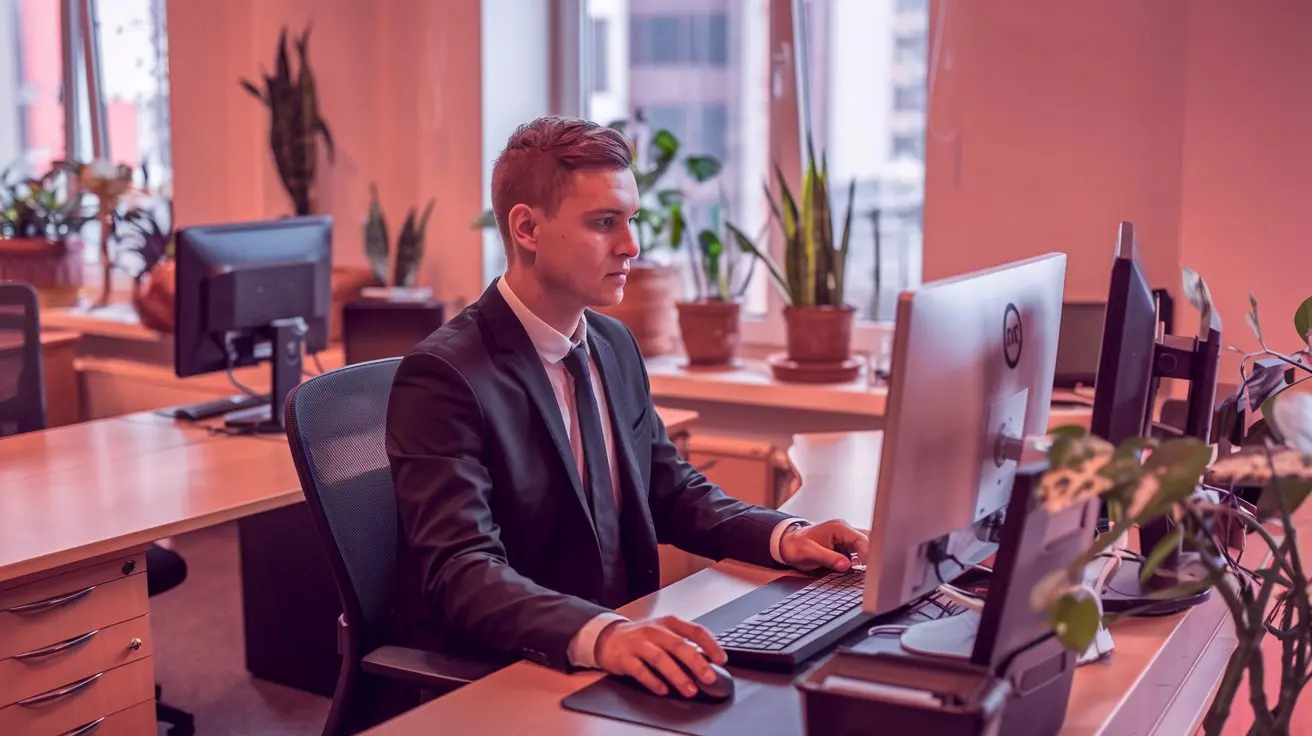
[{"x1": 491, "y1": 116, "x2": 632, "y2": 256}]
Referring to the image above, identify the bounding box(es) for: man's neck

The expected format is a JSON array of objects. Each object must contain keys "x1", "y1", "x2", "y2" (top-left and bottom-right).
[{"x1": 502, "y1": 269, "x2": 585, "y2": 339}]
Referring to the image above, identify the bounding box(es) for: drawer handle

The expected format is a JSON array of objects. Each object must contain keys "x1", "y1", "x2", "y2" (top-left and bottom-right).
[
  {"x1": 3, "y1": 584, "x2": 97, "y2": 614},
  {"x1": 13, "y1": 628, "x2": 101, "y2": 660},
  {"x1": 16, "y1": 671, "x2": 103, "y2": 706},
  {"x1": 62, "y1": 717, "x2": 106, "y2": 735}
]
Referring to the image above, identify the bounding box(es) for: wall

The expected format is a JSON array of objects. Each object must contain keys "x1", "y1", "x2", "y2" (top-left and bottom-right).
[
  {"x1": 1177, "y1": 1, "x2": 1312, "y2": 372},
  {"x1": 167, "y1": 0, "x2": 486, "y2": 307},
  {"x1": 922, "y1": 0, "x2": 1190, "y2": 302}
]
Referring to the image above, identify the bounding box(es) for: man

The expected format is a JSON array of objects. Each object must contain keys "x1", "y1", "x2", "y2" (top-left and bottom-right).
[{"x1": 387, "y1": 115, "x2": 868, "y2": 698}]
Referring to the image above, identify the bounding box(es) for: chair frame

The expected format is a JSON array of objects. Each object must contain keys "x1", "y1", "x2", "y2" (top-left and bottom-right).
[{"x1": 284, "y1": 358, "x2": 500, "y2": 735}]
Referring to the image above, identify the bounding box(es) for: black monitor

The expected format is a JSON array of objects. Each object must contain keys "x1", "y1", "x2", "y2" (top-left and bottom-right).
[
  {"x1": 1089, "y1": 220, "x2": 1222, "y2": 615},
  {"x1": 174, "y1": 215, "x2": 332, "y2": 434},
  {"x1": 1055, "y1": 290, "x2": 1172, "y2": 391}
]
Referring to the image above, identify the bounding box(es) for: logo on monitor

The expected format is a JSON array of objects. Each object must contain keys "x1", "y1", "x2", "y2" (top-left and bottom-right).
[{"x1": 1003, "y1": 303, "x2": 1023, "y2": 369}]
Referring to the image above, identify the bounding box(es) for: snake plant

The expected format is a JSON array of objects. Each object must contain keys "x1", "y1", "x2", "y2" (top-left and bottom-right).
[
  {"x1": 364, "y1": 183, "x2": 436, "y2": 288},
  {"x1": 240, "y1": 25, "x2": 335, "y2": 216},
  {"x1": 726, "y1": 136, "x2": 855, "y2": 308}
]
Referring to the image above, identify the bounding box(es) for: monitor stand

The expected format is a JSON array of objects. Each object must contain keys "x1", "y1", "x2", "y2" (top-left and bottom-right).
[
  {"x1": 900, "y1": 609, "x2": 983, "y2": 660},
  {"x1": 1093, "y1": 520, "x2": 1212, "y2": 616},
  {"x1": 224, "y1": 318, "x2": 306, "y2": 435}
]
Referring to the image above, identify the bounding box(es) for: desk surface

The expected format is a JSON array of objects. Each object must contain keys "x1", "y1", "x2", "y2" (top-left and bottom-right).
[
  {"x1": 365, "y1": 430, "x2": 1233, "y2": 736},
  {"x1": 0, "y1": 406, "x2": 699, "y2": 587}
]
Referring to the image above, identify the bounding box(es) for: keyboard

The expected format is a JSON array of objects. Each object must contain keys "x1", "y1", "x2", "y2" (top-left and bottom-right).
[
  {"x1": 715, "y1": 569, "x2": 871, "y2": 669},
  {"x1": 169, "y1": 393, "x2": 268, "y2": 421}
]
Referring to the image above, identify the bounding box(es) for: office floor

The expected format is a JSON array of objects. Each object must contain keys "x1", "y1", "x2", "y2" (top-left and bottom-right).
[{"x1": 150, "y1": 522, "x2": 330, "y2": 735}]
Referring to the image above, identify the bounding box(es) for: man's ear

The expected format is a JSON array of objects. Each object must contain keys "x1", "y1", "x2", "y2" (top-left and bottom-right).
[{"x1": 507, "y1": 204, "x2": 539, "y2": 254}]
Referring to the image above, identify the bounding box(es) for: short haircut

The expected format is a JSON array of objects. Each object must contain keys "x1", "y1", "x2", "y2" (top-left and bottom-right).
[{"x1": 491, "y1": 116, "x2": 633, "y2": 255}]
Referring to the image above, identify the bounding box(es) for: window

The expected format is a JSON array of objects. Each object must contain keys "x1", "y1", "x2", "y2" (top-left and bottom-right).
[
  {"x1": 562, "y1": 0, "x2": 925, "y2": 346},
  {"x1": 591, "y1": 19, "x2": 609, "y2": 93},
  {"x1": 629, "y1": 13, "x2": 729, "y2": 67},
  {"x1": 583, "y1": 0, "x2": 769, "y2": 308},
  {"x1": 0, "y1": 0, "x2": 170, "y2": 266}
]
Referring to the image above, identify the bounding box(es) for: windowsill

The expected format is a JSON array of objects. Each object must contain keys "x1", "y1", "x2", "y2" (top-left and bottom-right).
[
  {"x1": 41, "y1": 301, "x2": 163, "y2": 343},
  {"x1": 644, "y1": 353, "x2": 888, "y2": 417}
]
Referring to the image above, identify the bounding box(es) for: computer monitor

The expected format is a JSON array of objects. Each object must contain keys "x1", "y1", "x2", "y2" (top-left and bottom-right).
[
  {"x1": 174, "y1": 215, "x2": 333, "y2": 434},
  {"x1": 863, "y1": 253, "x2": 1066, "y2": 617},
  {"x1": 1089, "y1": 220, "x2": 1222, "y2": 615}
]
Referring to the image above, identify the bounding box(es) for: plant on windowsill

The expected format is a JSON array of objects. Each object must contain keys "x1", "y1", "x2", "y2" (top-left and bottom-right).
[
  {"x1": 675, "y1": 198, "x2": 759, "y2": 369},
  {"x1": 362, "y1": 182, "x2": 436, "y2": 302},
  {"x1": 240, "y1": 24, "x2": 335, "y2": 218},
  {"x1": 113, "y1": 170, "x2": 175, "y2": 333},
  {"x1": 726, "y1": 135, "x2": 858, "y2": 383},
  {"x1": 1035, "y1": 275, "x2": 1312, "y2": 736},
  {"x1": 0, "y1": 161, "x2": 95, "y2": 308}
]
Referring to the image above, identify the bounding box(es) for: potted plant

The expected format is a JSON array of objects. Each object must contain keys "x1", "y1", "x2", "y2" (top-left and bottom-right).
[
  {"x1": 1035, "y1": 274, "x2": 1312, "y2": 735},
  {"x1": 0, "y1": 162, "x2": 95, "y2": 308},
  {"x1": 675, "y1": 200, "x2": 758, "y2": 368},
  {"x1": 362, "y1": 182, "x2": 436, "y2": 300},
  {"x1": 76, "y1": 159, "x2": 136, "y2": 307},
  {"x1": 114, "y1": 185, "x2": 175, "y2": 333},
  {"x1": 728, "y1": 137, "x2": 858, "y2": 380},
  {"x1": 471, "y1": 113, "x2": 722, "y2": 356}
]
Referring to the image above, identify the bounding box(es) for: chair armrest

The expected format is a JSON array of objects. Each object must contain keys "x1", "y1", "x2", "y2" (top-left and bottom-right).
[{"x1": 361, "y1": 645, "x2": 504, "y2": 691}]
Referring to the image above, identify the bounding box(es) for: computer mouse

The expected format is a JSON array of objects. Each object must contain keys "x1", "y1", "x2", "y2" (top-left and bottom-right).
[{"x1": 651, "y1": 659, "x2": 735, "y2": 703}]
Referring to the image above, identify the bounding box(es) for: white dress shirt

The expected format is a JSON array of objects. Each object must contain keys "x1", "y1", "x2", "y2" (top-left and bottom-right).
[{"x1": 495, "y1": 277, "x2": 804, "y2": 669}]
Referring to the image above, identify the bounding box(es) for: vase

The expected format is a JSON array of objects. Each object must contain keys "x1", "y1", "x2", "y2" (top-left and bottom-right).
[
  {"x1": 0, "y1": 236, "x2": 85, "y2": 308},
  {"x1": 676, "y1": 300, "x2": 741, "y2": 367},
  {"x1": 593, "y1": 262, "x2": 678, "y2": 356},
  {"x1": 331, "y1": 266, "x2": 382, "y2": 343},
  {"x1": 132, "y1": 258, "x2": 176, "y2": 333},
  {"x1": 784, "y1": 304, "x2": 857, "y2": 363}
]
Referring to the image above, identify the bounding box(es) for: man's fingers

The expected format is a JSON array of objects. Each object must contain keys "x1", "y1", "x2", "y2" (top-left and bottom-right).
[
  {"x1": 653, "y1": 628, "x2": 715, "y2": 685},
  {"x1": 622, "y1": 655, "x2": 667, "y2": 696},
  {"x1": 639, "y1": 641, "x2": 698, "y2": 697},
  {"x1": 807, "y1": 539, "x2": 852, "y2": 571},
  {"x1": 662, "y1": 617, "x2": 727, "y2": 665}
]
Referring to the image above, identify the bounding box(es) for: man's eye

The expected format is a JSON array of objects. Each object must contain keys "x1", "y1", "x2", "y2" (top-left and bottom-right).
[{"x1": 598, "y1": 217, "x2": 612, "y2": 228}]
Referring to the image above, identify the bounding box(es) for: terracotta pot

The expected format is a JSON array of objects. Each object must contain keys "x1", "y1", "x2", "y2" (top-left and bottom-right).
[
  {"x1": 0, "y1": 236, "x2": 85, "y2": 307},
  {"x1": 594, "y1": 262, "x2": 678, "y2": 356},
  {"x1": 331, "y1": 265, "x2": 382, "y2": 342},
  {"x1": 784, "y1": 304, "x2": 857, "y2": 363},
  {"x1": 677, "y1": 300, "x2": 741, "y2": 366},
  {"x1": 132, "y1": 258, "x2": 176, "y2": 333}
]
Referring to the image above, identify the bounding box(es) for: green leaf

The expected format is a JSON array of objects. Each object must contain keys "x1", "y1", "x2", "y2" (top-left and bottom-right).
[
  {"x1": 1139, "y1": 528, "x2": 1182, "y2": 584},
  {"x1": 470, "y1": 209, "x2": 496, "y2": 230},
  {"x1": 1257, "y1": 476, "x2": 1312, "y2": 520},
  {"x1": 1050, "y1": 425, "x2": 1089, "y2": 439},
  {"x1": 1049, "y1": 593, "x2": 1101, "y2": 652},
  {"x1": 650, "y1": 129, "x2": 679, "y2": 159},
  {"x1": 727, "y1": 222, "x2": 789, "y2": 304},
  {"x1": 1261, "y1": 392, "x2": 1285, "y2": 443},
  {"x1": 1295, "y1": 296, "x2": 1312, "y2": 347},
  {"x1": 683, "y1": 155, "x2": 723, "y2": 183},
  {"x1": 667, "y1": 201, "x2": 685, "y2": 251},
  {"x1": 655, "y1": 189, "x2": 684, "y2": 208},
  {"x1": 363, "y1": 182, "x2": 389, "y2": 285}
]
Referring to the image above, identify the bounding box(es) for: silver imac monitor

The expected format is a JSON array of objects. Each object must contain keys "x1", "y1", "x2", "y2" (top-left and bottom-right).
[{"x1": 863, "y1": 253, "x2": 1066, "y2": 616}]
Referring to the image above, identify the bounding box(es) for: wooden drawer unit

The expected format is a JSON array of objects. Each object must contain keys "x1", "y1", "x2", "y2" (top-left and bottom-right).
[
  {"x1": 0, "y1": 614, "x2": 153, "y2": 707},
  {"x1": 0, "y1": 656, "x2": 154, "y2": 736},
  {"x1": 0, "y1": 553, "x2": 149, "y2": 662}
]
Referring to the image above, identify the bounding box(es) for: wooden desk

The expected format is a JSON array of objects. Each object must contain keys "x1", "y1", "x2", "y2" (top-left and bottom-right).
[
  {"x1": 0, "y1": 406, "x2": 699, "y2": 731},
  {"x1": 364, "y1": 430, "x2": 1235, "y2": 736}
]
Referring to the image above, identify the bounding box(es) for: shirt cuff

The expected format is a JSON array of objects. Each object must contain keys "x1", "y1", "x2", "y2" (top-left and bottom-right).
[
  {"x1": 770, "y1": 517, "x2": 811, "y2": 565},
  {"x1": 566, "y1": 612, "x2": 629, "y2": 669}
]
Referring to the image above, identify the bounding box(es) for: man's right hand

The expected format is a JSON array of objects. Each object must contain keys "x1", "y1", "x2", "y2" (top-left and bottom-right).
[{"x1": 594, "y1": 615, "x2": 727, "y2": 697}]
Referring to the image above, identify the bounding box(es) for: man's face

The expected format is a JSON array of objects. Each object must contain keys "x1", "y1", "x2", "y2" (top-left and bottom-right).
[{"x1": 533, "y1": 167, "x2": 641, "y2": 309}]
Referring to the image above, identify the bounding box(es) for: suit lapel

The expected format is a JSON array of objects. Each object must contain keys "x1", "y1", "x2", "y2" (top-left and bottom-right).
[{"x1": 476, "y1": 283, "x2": 593, "y2": 525}]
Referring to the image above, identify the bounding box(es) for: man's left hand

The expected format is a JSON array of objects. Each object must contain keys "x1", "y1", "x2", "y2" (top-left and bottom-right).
[{"x1": 779, "y1": 520, "x2": 870, "y2": 572}]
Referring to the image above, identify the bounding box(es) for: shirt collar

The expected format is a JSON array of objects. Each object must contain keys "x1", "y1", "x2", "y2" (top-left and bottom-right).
[{"x1": 496, "y1": 276, "x2": 587, "y2": 364}]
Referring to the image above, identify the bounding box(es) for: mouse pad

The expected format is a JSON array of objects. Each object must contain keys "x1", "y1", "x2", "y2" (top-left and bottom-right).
[{"x1": 561, "y1": 577, "x2": 822, "y2": 736}]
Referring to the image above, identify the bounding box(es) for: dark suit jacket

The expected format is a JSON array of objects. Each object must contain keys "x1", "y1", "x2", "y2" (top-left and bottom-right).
[{"x1": 386, "y1": 280, "x2": 792, "y2": 671}]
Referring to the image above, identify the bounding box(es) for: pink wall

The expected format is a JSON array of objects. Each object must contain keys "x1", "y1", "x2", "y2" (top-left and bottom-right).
[{"x1": 166, "y1": 0, "x2": 486, "y2": 305}]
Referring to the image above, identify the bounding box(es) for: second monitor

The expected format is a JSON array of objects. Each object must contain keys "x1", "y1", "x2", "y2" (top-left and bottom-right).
[{"x1": 174, "y1": 215, "x2": 333, "y2": 434}]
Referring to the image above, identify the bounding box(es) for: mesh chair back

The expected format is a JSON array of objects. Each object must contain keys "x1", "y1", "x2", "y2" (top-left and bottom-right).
[
  {"x1": 284, "y1": 358, "x2": 401, "y2": 640},
  {"x1": 0, "y1": 281, "x2": 45, "y2": 437}
]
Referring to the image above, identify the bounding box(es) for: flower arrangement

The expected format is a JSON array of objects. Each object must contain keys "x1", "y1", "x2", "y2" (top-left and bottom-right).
[
  {"x1": 1035, "y1": 272, "x2": 1312, "y2": 735},
  {"x1": 77, "y1": 159, "x2": 136, "y2": 307}
]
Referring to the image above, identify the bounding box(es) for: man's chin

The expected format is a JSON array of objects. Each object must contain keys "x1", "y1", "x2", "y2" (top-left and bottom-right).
[{"x1": 589, "y1": 286, "x2": 625, "y2": 309}]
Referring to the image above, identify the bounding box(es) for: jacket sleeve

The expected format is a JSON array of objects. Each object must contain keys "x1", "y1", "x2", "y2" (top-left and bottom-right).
[
  {"x1": 622, "y1": 335, "x2": 793, "y2": 567},
  {"x1": 386, "y1": 351, "x2": 608, "y2": 671}
]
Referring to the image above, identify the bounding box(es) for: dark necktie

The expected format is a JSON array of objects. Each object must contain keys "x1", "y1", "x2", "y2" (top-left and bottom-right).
[{"x1": 561, "y1": 342, "x2": 627, "y2": 606}]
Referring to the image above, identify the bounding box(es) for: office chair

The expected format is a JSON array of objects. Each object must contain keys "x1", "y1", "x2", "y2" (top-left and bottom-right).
[
  {"x1": 0, "y1": 281, "x2": 45, "y2": 436},
  {"x1": 146, "y1": 543, "x2": 196, "y2": 735},
  {"x1": 0, "y1": 281, "x2": 197, "y2": 733},
  {"x1": 284, "y1": 357, "x2": 503, "y2": 736}
]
